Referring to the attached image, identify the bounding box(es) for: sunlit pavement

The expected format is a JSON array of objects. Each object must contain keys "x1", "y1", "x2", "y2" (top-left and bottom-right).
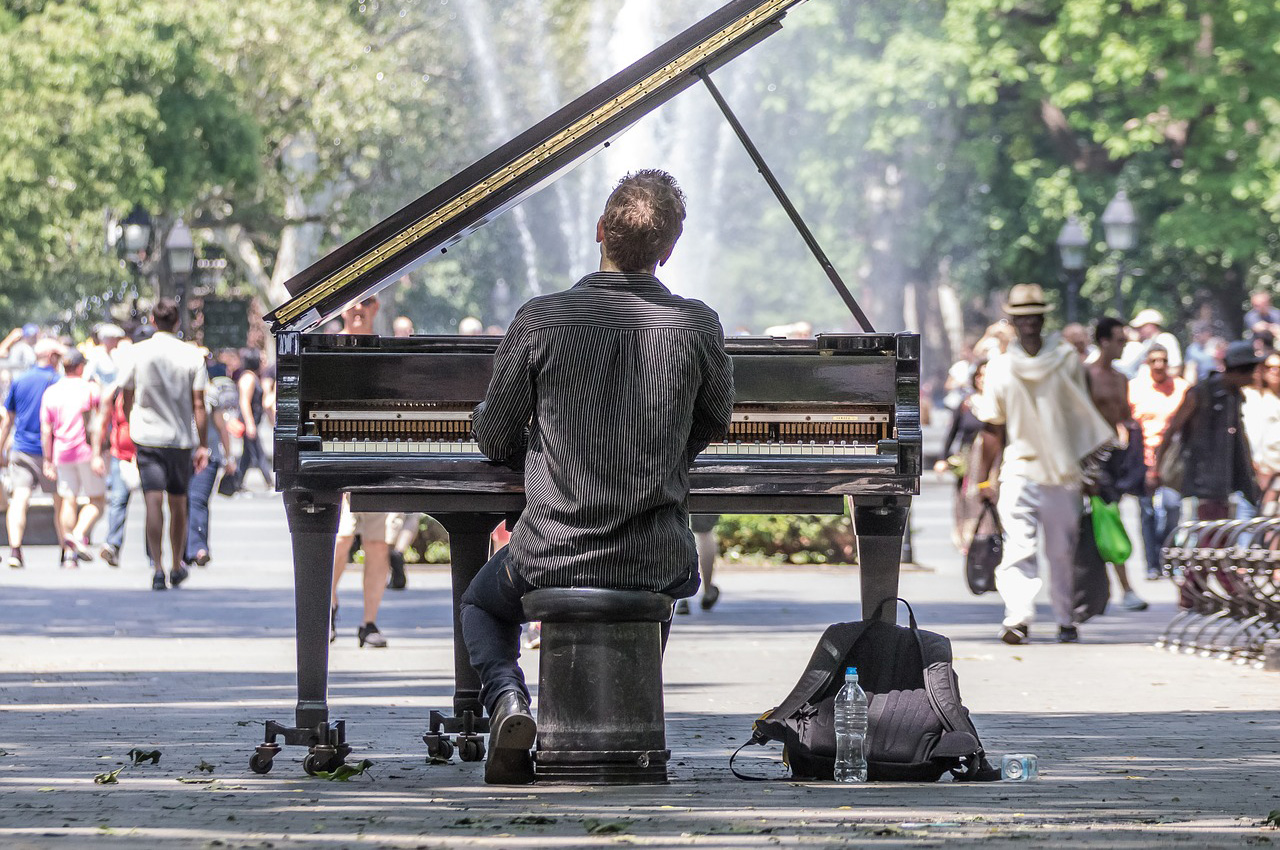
[{"x1": 1, "y1": 478, "x2": 1277, "y2": 848}]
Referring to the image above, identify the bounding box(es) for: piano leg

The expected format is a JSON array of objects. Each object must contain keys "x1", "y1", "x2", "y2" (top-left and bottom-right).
[
  {"x1": 852, "y1": 496, "x2": 912, "y2": 624},
  {"x1": 248, "y1": 491, "x2": 349, "y2": 776},
  {"x1": 423, "y1": 512, "x2": 506, "y2": 763}
]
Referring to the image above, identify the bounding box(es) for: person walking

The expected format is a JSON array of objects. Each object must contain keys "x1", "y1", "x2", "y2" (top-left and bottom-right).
[
  {"x1": 117, "y1": 299, "x2": 210, "y2": 590},
  {"x1": 184, "y1": 353, "x2": 236, "y2": 568},
  {"x1": 39, "y1": 350, "x2": 105, "y2": 566},
  {"x1": 1244, "y1": 352, "x2": 1280, "y2": 515},
  {"x1": 329, "y1": 294, "x2": 403, "y2": 647},
  {"x1": 1157, "y1": 340, "x2": 1261, "y2": 521},
  {"x1": 232, "y1": 349, "x2": 272, "y2": 492},
  {"x1": 1129, "y1": 345, "x2": 1189, "y2": 580},
  {"x1": 675, "y1": 515, "x2": 721, "y2": 615},
  {"x1": 461, "y1": 170, "x2": 734, "y2": 783},
  {"x1": 1, "y1": 339, "x2": 65, "y2": 568},
  {"x1": 91, "y1": 381, "x2": 138, "y2": 567},
  {"x1": 972, "y1": 284, "x2": 1114, "y2": 645}
]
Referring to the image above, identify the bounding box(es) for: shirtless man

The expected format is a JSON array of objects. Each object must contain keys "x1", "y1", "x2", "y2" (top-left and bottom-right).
[{"x1": 1086, "y1": 316, "x2": 1147, "y2": 611}]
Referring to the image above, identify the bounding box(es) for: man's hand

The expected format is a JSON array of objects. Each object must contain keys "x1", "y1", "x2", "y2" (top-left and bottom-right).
[
  {"x1": 90, "y1": 455, "x2": 106, "y2": 478},
  {"x1": 244, "y1": 422, "x2": 256, "y2": 441},
  {"x1": 977, "y1": 480, "x2": 999, "y2": 505},
  {"x1": 223, "y1": 457, "x2": 237, "y2": 476},
  {"x1": 193, "y1": 446, "x2": 210, "y2": 475},
  {"x1": 42, "y1": 459, "x2": 56, "y2": 481}
]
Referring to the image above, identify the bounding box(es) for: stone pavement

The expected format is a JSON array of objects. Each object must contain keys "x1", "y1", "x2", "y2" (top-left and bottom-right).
[{"x1": 0, "y1": 479, "x2": 1277, "y2": 849}]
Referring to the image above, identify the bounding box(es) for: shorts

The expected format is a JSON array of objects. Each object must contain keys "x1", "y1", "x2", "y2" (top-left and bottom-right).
[
  {"x1": 136, "y1": 446, "x2": 193, "y2": 495},
  {"x1": 8, "y1": 451, "x2": 55, "y2": 494},
  {"x1": 56, "y1": 459, "x2": 107, "y2": 500},
  {"x1": 690, "y1": 514, "x2": 721, "y2": 534},
  {"x1": 337, "y1": 497, "x2": 404, "y2": 544}
]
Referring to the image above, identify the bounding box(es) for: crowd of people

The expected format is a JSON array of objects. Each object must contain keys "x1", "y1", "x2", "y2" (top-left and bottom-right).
[
  {"x1": 940, "y1": 284, "x2": 1280, "y2": 644},
  {"x1": 0, "y1": 300, "x2": 278, "y2": 586}
]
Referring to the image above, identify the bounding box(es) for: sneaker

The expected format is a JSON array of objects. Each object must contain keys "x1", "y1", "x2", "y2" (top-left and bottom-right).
[
  {"x1": 99, "y1": 544, "x2": 119, "y2": 567},
  {"x1": 60, "y1": 549, "x2": 80, "y2": 569},
  {"x1": 7, "y1": 548, "x2": 24, "y2": 570},
  {"x1": 193, "y1": 550, "x2": 211, "y2": 567},
  {"x1": 674, "y1": 599, "x2": 690, "y2": 615},
  {"x1": 388, "y1": 550, "x2": 407, "y2": 590},
  {"x1": 152, "y1": 571, "x2": 168, "y2": 591},
  {"x1": 1121, "y1": 589, "x2": 1149, "y2": 612},
  {"x1": 521, "y1": 621, "x2": 541, "y2": 650},
  {"x1": 1057, "y1": 625, "x2": 1080, "y2": 644},
  {"x1": 169, "y1": 564, "x2": 190, "y2": 588},
  {"x1": 999, "y1": 623, "x2": 1029, "y2": 645},
  {"x1": 700, "y1": 584, "x2": 721, "y2": 611},
  {"x1": 357, "y1": 622, "x2": 387, "y2": 648},
  {"x1": 64, "y1": 536, "x2": 93, "y2": 563},
  {"x1": 1146, "y1": 567, "x2": 1163, "y2": 581}
]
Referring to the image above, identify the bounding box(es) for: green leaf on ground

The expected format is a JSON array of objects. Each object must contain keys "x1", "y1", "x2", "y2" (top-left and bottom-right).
[
  {"x1": 177, "y1": 777, "x2": 215, "y2": 785},
  {"x1": 1264, "y1": 810, "x2": 1280, "y2": 827},
  {"x1": 196, "y1": 760, "x2": 216, "y2": 773},
  {"x1": 584, "y1": 819, "x2": 632, "y2": 835},
  {"x1": 94, "y1": 767, "x2": 124, "y2": 785},
  {"x1": 510, "y1": 815, "x2": 557, "y2": 825},
  {"x1": 128, "y1": 749, "x2": 162, "y2": 765},
  {"x1": 314, "y1": 759, "x2": 375, "y2": 781}
]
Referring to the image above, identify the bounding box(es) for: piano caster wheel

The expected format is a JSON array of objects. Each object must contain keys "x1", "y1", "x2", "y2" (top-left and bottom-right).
[
  {"x1": 424, "y1": 733, "x2": 454, "y2": 763},
  {"x1": 249, "y1": 752, "x2": 274, "y2": 775},
  {"x1": 303, "y1": 747, "x2": 343, "y2": 776},
  {"x1": 457, "y1": 735, "x2": 485, "y2": 762}
]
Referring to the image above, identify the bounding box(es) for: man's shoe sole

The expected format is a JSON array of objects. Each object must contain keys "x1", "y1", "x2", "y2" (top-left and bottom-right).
[
  {"x1": 1000, "y1": 625, "x2": 1028, "y2": 645},
  {"x1": 490, "y1": 709, "x2": 537, "y2": 751},
  {"x1": 483, "y1": 747, "x2": 535, "y2": 785}
]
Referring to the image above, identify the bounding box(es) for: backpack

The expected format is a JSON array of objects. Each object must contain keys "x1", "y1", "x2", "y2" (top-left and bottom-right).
[
  {"x1": 731, "y1": 598, "x2": 1000, "y2": 782},
  {"x1": 210, "y1": 375, "x2": 240, "y2": 414}
]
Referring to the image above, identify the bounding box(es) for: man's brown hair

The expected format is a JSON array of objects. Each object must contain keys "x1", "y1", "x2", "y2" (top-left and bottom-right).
[
  {"x1": 152, "y1": 297, "x2": 180, "y2": 332},
  {"x1": 599, "y1": 169, "x2": 686, "y2": 272}
]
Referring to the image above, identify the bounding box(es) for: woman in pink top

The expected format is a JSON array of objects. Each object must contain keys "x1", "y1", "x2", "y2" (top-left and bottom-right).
[{"x1": 39, "y1": 350, "x2": 105, "y2": 566}]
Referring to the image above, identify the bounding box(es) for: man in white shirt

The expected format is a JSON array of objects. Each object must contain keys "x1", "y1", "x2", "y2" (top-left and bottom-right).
[
  {"x1": 973, "y1": 284, "x2": 1114, "y2": 645},
  {"x1": 117, "y1": 299, "x2": 209, "y2": 590}
]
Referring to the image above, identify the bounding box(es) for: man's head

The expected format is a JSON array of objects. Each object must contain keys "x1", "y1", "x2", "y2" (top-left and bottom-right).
[
  {"x1": 1130, "y1": 308, "x2": 1163, "y2": 341},
  {"x1": 1002, "y1": 283, "x2": 1050, "y2": 349},
  {"x1": 33, "y1": 338, "x2": 64, "y2": 367},
  {"x1": 1222, "y1": 339, "x2": 1263, "y2": 388},
  {"x1": 1061, "y1": 323, "x2": 1089, "y2": 358},
  {"x1": 62, "y1": 349, "x2": 86, "y2": 376},
  {"x1": 392, "y1": 316, "x2": 414, "y2": 337},
  {"x1": 97, "y1": 323, "x2": 125, "y2": 351},
  {"x1": 1094, "y1": 316, "x2": 1127, "y2": 363},
  {"x1": 596, "y1": 170, "x2": 686, "y2": 273},
  {"x1": 22, "y1": 322, "x2": 39, "y2": 341},
  {"x1": 1146, "y1": 344, "x2": 1171, "y2": 383},
  {"x1": 151, "y1": 298, "x2": 180, "y2": 333},
  {"x1": 1191, "y1": 320, "x2": 1213, "y2": 344},
  {"x1": 1251, "y1": 291, "x2": 1273, "y2": 313},
  {"x1": 341, "y1": 294, "x2": 379, "y2": 335}
]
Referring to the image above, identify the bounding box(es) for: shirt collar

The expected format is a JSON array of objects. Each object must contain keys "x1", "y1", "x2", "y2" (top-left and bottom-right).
[{"x1": 574, "y1": 271, "x2": 670, "y2": 294}]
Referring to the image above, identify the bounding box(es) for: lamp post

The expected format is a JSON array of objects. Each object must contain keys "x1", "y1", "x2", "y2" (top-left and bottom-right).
[
  {"x1": 165, "y1": 218, "x2": 196, "y2": 338},
  {"x1": 1056, "y1": 215, "x2": 1088, "y2": 325},
  {"x1": 1101, "y1": 190, "x2": 1137, "y2": 318}
]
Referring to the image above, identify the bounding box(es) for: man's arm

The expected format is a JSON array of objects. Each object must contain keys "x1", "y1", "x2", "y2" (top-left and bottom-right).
[
  {"x1": 238, "y1": 372, "x2": 257, "y2": 440},
  {"x1": 40, "y1": 403, "x2": 55, "y2": 479},
  {"x1": 0, "y1": 410, "x2": 12, "y2": 465},
  {"x1": 975, "y1": 423, "x2": 1005, "y2": 502},
  {"x1": 192, "y1": 389, "x2": 210, "y2": 474},
  {"x1": 686, "y1": 334, "x2": 734, "y2": 465},
  {"x1": 472, "y1": 313, "x2": 534, "y2": 467},
  {"x1": 90, "y1": 387, "x2": 115, "y2": 477},
  {"x1": 0, "y1": 328, "x2": 22, "y2": 358}
]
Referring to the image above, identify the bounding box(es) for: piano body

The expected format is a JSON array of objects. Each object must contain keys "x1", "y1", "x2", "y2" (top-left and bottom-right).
[{"x1": 255, "y1": 0, "x2": 920, "y2": 774}]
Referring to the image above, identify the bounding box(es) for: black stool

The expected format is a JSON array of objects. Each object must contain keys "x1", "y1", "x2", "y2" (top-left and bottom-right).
[{"x1": 521, "y1": 587, "x2": 674, "y2": 784}]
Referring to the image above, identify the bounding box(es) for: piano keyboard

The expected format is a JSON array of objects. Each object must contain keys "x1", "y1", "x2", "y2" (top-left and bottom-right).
[{"x1": 318, "y1": 439, "x2": 878, "y2": 457}]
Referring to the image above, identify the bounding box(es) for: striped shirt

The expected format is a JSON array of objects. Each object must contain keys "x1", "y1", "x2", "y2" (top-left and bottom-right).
[{"x1": 472, "y1": 271, "x2": 735, "y2": 591}]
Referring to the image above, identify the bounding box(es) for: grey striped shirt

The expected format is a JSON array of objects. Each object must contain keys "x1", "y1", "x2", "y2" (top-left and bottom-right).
[{"x1": 472, "y1": 271, "x2": 735, "y2": 591}]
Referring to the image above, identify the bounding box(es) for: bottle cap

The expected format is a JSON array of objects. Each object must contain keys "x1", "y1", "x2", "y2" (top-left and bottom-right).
[{"x1": 845, "y1": 666, "x2": 858, "y2": 677}]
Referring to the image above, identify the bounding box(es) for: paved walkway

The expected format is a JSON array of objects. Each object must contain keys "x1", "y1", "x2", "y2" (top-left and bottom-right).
[{"x1": 0, "y1": 479, "x2": 1277, "y2": 848}]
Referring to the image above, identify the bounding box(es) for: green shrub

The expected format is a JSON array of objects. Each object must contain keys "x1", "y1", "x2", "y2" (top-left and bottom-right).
[{"x1": 714, "y1": 513, "x2": 856, "y2": 565}]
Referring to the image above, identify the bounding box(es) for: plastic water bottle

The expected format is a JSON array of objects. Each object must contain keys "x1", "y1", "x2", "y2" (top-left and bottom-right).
[{"x1": 833, "y1": 666, "x2": 869, "y2": 783}]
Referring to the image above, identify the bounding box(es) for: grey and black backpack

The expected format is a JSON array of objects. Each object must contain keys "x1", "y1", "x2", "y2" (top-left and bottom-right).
[{"x1": 732, "y1": 598, "x2": 1000, "y2": 782}]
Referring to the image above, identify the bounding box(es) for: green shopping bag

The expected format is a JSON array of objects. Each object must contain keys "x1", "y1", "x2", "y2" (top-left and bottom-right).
[{"x1": 1089, "y1": 495, "x2": 1132, "y2": 564}]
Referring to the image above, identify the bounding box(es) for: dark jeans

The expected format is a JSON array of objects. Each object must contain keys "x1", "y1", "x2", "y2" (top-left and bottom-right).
[
  {"x1": 105, "y1": 456, "x2": 131, "y2": 551},
  {"x1": 1139, "y1": 487, "x2": 1181, "y2": 577},
  {"x1": 185, "y1": 460, "x2": 221, "y2": 561},
  {"x1": 234, "y1": 432, "x2": 271, "y2": 489},
  {"x1": 460, "y1": 546, "x2": 699, "y2": 715}
]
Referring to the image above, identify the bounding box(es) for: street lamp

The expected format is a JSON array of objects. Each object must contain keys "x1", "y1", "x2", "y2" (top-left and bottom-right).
[
  {"x1": 165, "y1": 218, "x2": 196, "y2": 338},
  {"x1": 1056, "y1": 215, "x2": 1088, "y2": 324},
  {"x1": 121, "y1": 206, "x2": 152, "y2": 266},
  {"x1": 1101, "y1": 190, "x2": 1137, "y2": 317}
]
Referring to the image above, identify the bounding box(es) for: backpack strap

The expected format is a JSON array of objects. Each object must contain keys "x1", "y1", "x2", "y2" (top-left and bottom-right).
[
  {"x1": 757, "y1": 620, "x2": 869, "y2": 735},
  {"x1": 729, "y1": 739, "x2": 772, "y2": 781}
]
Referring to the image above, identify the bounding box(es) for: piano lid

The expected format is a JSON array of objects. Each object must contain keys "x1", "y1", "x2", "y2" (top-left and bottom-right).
[{"x1": 265, "y1": 0, "x2": 807, "y2": 334}]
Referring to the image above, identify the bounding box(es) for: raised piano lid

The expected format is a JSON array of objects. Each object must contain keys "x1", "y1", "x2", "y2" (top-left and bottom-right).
[{"x1": 265, "y1": 0, "x2": 808, "y2": 335}]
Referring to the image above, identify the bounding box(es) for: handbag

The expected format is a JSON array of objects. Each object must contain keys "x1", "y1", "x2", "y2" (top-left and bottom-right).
[
  {"x1": 1089, "y1": 495, "x2": 1132, "y2": 564},
  {"x1": 119, "y1": 459, "x2": 142, "y2": 492},
  {"x1": 1074, "y1": 507, "x2": 1111, "y2": 623},
  {"x1": 1157, "y1": 429, "x2": 1186, "y2": 493},
  {"x1": 964, "y1": 500, "x2": 1002, "y2": 595}
]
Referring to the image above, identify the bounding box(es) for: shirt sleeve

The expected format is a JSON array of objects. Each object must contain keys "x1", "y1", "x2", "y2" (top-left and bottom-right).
[
  {"x1": 3, "y1": 385, "x2": 15, "y2": 414},
  {"x1": 472, "y1": 308, "x2": 534, "y2": 468},
  {"x1": 686, "y1": 327, "x2": 735, "y2": 465},
  {"x1": 193, "y1": 361, "x2": 208, "y2": 392},
  {"x1": 117, "y1": 357, "x2": 135, "y2": 391}
]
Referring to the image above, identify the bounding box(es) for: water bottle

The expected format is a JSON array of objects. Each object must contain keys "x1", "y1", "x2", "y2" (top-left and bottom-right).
[{"x1": 833, "y1": 666, "x2": 869, "y2": 783}]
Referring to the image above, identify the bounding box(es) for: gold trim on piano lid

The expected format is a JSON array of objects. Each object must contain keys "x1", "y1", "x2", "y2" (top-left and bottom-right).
[{"x1": 271, "y1": 0, "x2": 796, "y2": 328}]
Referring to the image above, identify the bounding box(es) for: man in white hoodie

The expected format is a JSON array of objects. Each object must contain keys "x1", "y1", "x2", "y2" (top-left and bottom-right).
[{"x1": 972, "y1": 284, "x2": 1114, "y2": 645}]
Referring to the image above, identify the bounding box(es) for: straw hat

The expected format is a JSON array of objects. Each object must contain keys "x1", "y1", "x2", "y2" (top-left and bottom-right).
[
  {"x1": 1130, "y1": 308, "x2": 1164, "y2": 329},
  {"x1": 1003, "y1": 283, "x2": 1050, "y2": 316}
]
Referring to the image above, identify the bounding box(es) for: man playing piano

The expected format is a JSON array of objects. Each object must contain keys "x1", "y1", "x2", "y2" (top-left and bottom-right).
[{"x1": 461, "y1": 169, "x2": 735, "y2": 784}]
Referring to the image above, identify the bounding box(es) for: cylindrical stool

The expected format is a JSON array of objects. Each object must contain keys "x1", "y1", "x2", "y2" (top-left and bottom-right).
[{"x1": 521, "y1": 588, "x2": 674, "y2": 784}]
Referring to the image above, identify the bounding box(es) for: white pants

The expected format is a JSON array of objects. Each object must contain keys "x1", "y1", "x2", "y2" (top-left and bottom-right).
[{"x1": 995, "y1": 478, "x2": 1081, "y2": 628}]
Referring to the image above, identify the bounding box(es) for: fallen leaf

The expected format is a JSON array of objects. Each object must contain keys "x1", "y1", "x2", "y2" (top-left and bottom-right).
[
  {"x1": 314, "y1": 759, "x2": 375, "y2": 782},
  {"x1": 177, "y1": 778, "x2": 215, "y2": 785},
  {"x1": 94, "y1": 767, "x2": 124, "y2": 785},
  {"x1": 196, "y1": 760, "x2": 216, "y2": 773},
  {"x1": 584, "y1": 819, "x2": 632, "y2": 835},
  {"x1": 128, "y1": 749, "x2": 162, "y2": 766},
  {"x1": 1264, "y1": 810, "x2": 1280, "y2": 828},
  {"x1": 510, "y1": 815, "x2": 557, "y2": 825}
]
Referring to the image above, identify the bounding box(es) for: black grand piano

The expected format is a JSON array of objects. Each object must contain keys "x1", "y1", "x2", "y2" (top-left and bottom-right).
[{"x1": 252, "y1": 0, "x2": 920, "y2": 775}]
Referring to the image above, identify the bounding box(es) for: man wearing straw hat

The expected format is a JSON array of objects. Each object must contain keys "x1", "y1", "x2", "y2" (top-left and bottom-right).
[{"x1": 972, "y1": 284, "x2": 1114, "y2": 645}]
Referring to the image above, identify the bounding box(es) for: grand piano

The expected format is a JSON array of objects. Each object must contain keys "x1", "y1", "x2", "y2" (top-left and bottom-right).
[{"x1": 252, "y1": 0, "x2": 920, "y2": 775}]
